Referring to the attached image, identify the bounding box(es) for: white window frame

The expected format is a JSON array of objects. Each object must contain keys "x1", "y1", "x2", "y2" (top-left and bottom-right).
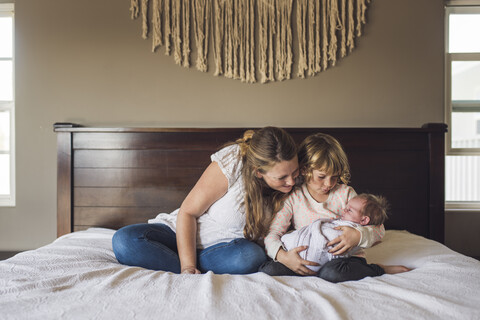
[
  {"x1": 445, "y1": 1, "x2": 480, "y2": 209},
  {"x1": 445, "y1": 4, "x2": 480, "y2": 155},
  {"x1": 0, "y1": 3, "x2": 15, "y2": 207}
]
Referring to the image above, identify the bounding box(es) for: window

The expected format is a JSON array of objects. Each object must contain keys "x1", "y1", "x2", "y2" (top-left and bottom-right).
[
  {"x1": 445, "y1": 3, "x2": 480, "y2": 206},
  {"x1": 0, "y1": 3, "x2": 14, "y2": 206}
]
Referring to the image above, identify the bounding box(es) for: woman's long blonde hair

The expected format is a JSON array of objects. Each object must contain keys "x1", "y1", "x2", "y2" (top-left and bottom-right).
[
  {"x1": 236, "y1": 127, "x2": 297, "y2": 241},
  {"x1": 298, "y1": 133, "x2": 350, "y2": 185}
]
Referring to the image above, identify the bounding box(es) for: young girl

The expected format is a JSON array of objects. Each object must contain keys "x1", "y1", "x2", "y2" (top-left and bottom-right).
[{"x1": 261, "y1": 133, "x2": 407, "y2": 281}]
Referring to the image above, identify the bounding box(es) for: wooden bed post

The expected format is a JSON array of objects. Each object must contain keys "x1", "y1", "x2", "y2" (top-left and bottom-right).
[
  {"x1": 54, "y1": 123, "x2": 78, "y2": 237},
  {"x1": 423, "y1": 123, "x2": 448, "y2": 244}
]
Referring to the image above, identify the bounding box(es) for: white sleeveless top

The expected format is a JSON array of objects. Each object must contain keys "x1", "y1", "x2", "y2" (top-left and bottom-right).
[{"x1": 148, "y1": 144, "x2": 246, "y2": 249}]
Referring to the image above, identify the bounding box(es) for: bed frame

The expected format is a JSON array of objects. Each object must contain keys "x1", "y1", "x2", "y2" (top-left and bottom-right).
[{"x1": 54, "y1": 123, "x2": 447, "y2": 243}]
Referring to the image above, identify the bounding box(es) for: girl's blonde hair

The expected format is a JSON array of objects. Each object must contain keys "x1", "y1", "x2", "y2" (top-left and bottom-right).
[
  {"x1": 298, "y1": 133, "x2": 350, "y2": 185},
  {"x1": 236, "y1": 127, "x2": 297, "y2": 241}
]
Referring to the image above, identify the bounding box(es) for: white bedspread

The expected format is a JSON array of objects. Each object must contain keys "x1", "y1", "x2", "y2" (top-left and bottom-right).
[{"x1": 1, "y1": 229, "x2": 479, "y2": 320}]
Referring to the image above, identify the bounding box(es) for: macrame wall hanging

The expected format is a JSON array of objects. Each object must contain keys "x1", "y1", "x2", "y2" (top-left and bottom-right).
[{"x1": 130, "y1": 0, "x2": 371, "y2": 83}]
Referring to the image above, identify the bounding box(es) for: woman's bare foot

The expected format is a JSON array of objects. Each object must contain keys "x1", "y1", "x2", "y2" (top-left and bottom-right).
[{"x1": 379, "y1": 264, "x2": 412, "y2": 274}]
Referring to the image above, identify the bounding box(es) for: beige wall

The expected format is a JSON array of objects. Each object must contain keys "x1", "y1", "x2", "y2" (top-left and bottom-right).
[
  {"x1": 446, "y1": 210, "x2": 480, "y2": 257},
  {"x1": 3, "y1": 0, "x2": 471, "y2": 254}
]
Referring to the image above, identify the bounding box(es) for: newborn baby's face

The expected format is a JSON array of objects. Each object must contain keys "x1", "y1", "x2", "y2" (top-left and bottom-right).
[{"x1": 341, "y1": 197, "x2": 366, "y2": 224}]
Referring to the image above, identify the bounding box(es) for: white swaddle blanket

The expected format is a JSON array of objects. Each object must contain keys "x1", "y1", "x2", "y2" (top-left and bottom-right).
[{"x1": 281, "y1": 219, "x2": 361, "y2": 272}]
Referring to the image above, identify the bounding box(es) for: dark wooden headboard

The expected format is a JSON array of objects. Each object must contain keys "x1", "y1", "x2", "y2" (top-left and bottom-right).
[{"x1": 54, "y1": 123, "x2": 447, "y2": 243}]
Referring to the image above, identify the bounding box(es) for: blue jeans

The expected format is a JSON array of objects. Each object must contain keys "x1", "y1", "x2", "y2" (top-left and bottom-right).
[{"x1": 112, "y1": 223, "x2": 267, "y2": 274}]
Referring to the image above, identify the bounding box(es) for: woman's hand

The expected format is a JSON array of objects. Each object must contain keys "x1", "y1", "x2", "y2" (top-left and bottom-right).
[
  {"x1": 176, "y1": 162, "x2": 228, "y2": 277},
  {"x1": 276, "y1": 247, "x2": 319, "y2": 276},
  {"x1": 181, "y1": 266, "x2": 202, "y2": 274},
  {"x1": 327, "y1": 226, "x2": 361, "y2": 255}
]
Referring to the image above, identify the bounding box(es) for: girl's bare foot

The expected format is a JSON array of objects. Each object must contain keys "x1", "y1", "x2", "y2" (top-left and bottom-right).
[{"x1": 379, "y1": 264, "x2": 412, "y2": 274}]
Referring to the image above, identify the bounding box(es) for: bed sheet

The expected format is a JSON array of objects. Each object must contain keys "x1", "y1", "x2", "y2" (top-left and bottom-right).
[{"x1": 1, "y1": 229, "x2": 479, "y2": 320}]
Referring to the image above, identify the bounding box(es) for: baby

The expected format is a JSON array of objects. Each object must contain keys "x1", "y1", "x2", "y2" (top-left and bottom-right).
[{"x1": 281, "y1": 193, "x2": 388, "y2": 273}]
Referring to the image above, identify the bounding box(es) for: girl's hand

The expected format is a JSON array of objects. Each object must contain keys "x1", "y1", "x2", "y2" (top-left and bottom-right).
[
  {"x1": 327, "y1": 226, "x2": 361, "y2": 255},
  {"x1": 181, "y1": 266, "x2": 202, "y2": 274},
  {"x1": 276, "y1": 247, "x2": 319, "y2": 276}
]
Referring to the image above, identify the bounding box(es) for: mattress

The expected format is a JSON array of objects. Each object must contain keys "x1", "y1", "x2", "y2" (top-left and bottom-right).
[{"x1": 1, "y1": 229, "x2": 479, "y2": 320}]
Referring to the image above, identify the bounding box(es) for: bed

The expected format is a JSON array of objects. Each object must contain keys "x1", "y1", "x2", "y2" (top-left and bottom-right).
[{"x1": 1, "y1": 122, "x2": 480, "y2": 319}]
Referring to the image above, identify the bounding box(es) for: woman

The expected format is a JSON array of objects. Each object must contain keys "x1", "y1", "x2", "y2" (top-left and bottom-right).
[{"x1": 112, "y1": 127, "x2": 299, "y2": 274}]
